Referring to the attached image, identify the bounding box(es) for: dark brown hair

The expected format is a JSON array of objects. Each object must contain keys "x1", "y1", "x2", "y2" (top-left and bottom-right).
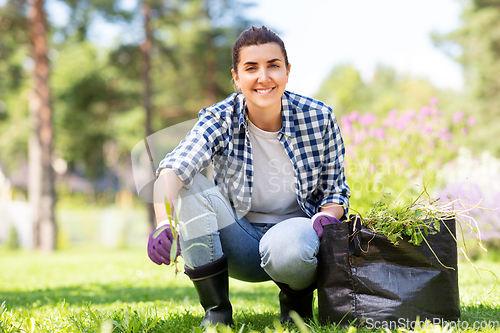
[{"x1": 232, "y1": 26, "x2": 289, "y2": 73}]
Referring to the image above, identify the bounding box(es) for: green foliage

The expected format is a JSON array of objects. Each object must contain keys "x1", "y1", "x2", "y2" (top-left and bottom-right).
[
  {"x1": 432, "y1": 0, "x2": 500, "y2": 155},
  {"x1": 314, "y1": 64, "x2": 457, "y2": 119},
  {"x1": 314, "y1": 64, "x2": 368, "y2": 117},
  {"x1": 6, "y1": 225, "x2": 20, "y2": 250},
  {"x1": 0, "y1": 0, "x2": 30, "y2": 70},
  {"x1": 52, "y1": 40, "x2": 128, "y2": 181},
  {"x1": 0, "y1": 0, "x2": 32, "y2": 173},
  {"x1": 360, "y1": 193, "x2": 446, "y2": 247}
]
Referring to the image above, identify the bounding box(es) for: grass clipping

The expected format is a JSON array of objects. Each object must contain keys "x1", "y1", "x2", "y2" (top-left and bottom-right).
[
  {"x1": 355, "y1": 183, "x2": 487, "y2": 247},
  {"x1": 162, "y1": 195, "x2": 213, "y2": 275},
  {"x1": 351, "y1": 182, "x2": 498, "y2": 292}
]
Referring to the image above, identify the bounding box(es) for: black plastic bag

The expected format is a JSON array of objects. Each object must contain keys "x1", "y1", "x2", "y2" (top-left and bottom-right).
[{"x1": 317, "y1": 216, "x2": 460, "y2": 328}]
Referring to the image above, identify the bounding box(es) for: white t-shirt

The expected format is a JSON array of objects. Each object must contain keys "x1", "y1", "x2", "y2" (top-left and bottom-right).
[{"x1": 245, "y1": 120, "x2": 308, "y2": 223}]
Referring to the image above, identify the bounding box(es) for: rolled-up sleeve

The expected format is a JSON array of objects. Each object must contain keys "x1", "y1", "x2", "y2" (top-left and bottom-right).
[
  {"x1": 156, "y1": 111, "x2": 226, "y2": 189},
  {"x1": 317, "y1": 114, "x2": 350, "y2": 214}
]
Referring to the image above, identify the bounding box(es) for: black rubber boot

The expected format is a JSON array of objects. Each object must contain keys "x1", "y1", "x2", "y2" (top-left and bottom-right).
[
  {"x1": 275, "y1": 281, "x2": 316, "y2": 323},
  {"x1": 184, "y1": 254, "x2": 233, "y2": 326}
]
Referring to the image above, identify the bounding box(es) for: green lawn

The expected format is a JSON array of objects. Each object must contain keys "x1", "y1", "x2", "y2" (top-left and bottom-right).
[{"x1": 0, "y1": 248, "x2": 499, "y2": 333}]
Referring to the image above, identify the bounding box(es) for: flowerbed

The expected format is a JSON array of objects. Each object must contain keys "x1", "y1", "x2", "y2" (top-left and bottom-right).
[
  {"x1": 339, "y1": 98, "x2": 475, "y2": 215},
  {"x1": 437, "y1": 148, "x2": 500, "y2": 242}
]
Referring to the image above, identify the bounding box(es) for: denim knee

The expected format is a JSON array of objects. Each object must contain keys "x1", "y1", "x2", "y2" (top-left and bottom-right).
[
  {"x1": 259, "y1": 218, "x2": 319, "y2": 290},
  {"x1": 176, "y1": 174, "x2": 225, "y2": 267}
]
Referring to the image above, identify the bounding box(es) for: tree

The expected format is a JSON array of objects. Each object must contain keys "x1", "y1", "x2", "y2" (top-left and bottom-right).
[
  {"x1": 314, "y1": 64, "x2": 449, "y2": 118},
  {"x1": 433, "y1": 0, "x2": 500, "y2": 155},
  {"x1": 50, "y1": 0, "x2": 137, "y2": 189},
  {"x1": 2, "y1": 0, "x2": 256, "y2": 236},
  {"x1": 314, "y1": 64, "x2": 368, "y2": 116},
  {"x1": 108, "y1": 0, "x2": 254, "y2": 230},
  {"x1": 28, "y1": 0, "x2": 56, "y2": 251},
  {"x1": 0, "y1": 0, "x2": 32, "y2": 174}
]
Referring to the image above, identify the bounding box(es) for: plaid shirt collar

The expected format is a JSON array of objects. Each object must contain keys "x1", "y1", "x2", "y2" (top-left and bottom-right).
[{"x1": 236, "y1": 92, "x2": 296, "y2": 138}]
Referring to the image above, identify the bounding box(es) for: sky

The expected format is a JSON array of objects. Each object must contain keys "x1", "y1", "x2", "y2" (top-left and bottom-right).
[{"x1": 245, "y1": 0, "x2": 464, "y2": 96}]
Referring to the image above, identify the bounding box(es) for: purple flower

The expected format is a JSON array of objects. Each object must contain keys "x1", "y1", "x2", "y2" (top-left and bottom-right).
[
  {"x1": 373, "y1": 127, "x2": 385, "y2": 139},
  {"x1": 383, "y1": 109, "x2": 399, "y2": 128},
  {"x1": 348, "y1": 111, "x2": 360, "y2": 123},
  {"x1": 421, "y1": 106, "x2": 432, "y2": 116},
  {"x1": 418, "y1": 107, "x2": 432, "y2": 124},
  {"x1": 452, "y1": 111, "x2": 464, "y2": 124},
  {"x1": 353, "y1": 130, "x2": 366, "y2": 145},
  {"x1": 369, "y1": 164, "x2": 376, "y2": 174},
  {"x1": 341, "y1": 115, "x2": 350, "y2": 125},
  {"x1": 429, "y1": 97, "x2": 438, "y2": 107},
  {"x1": 467, "y1": 116, "x2": 476, "y2": 127},
  {"x1": 340, "y1": 115, "x2": 353, "y2": 136},
  {"x1": 438, "y1": 182, "x2": 500, "y2": 241},
  {"x1": 403, "y1": 110, "x2": 416, "y2": 120},
  {"x1": 438, "y1": 128, "x2": 453, "y2": 141},
  {"x1": 395, "y1": 110, "x2": 415, "y2": 130},
  {"x1": 389, "y1": 109, "x2": 399, "y2": 118},
  {"x1": 359, "y1": 113, "x2": 378, "y2": 126},
  {"x1": 423, "y1": 124, "x2": 433, "y2": 134}
]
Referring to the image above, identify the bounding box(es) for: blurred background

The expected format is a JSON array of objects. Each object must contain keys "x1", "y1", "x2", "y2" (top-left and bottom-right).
[{"x1": 0, "y1": 0, "x2": 499, "y2": 256}]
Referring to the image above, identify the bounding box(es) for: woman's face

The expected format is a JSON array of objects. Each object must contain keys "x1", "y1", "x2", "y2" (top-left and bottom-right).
[{"x1": 232, "y1": 42, "x2": 290, "y2": 116}]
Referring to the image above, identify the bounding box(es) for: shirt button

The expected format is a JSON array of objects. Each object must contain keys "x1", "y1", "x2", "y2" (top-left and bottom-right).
[
  {"x1": 246, "y1": 141, "x2": 250, "y2": 146},
  {"x1": 246, "y1": 174, "x2": 250, "y2": 179}
]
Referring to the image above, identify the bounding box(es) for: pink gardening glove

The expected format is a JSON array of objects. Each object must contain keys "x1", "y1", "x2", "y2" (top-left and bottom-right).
[{"x1": 311, "y1": 213, "x2": 341, "y2": 238}]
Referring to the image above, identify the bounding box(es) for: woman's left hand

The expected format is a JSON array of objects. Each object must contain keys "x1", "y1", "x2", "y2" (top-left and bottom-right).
[{"x1": 311, "y1": 213, "x2": 340, "y2": 238}]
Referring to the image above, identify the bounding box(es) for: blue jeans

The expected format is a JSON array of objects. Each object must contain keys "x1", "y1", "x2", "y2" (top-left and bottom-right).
[{"x1": 176, "y1": 174, "x2": 319, "y2": 291}]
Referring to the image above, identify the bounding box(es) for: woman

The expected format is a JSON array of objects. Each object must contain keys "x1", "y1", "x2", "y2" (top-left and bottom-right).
[{"x1": 147, "y1": 26, "x2": 350, "y2": 326}]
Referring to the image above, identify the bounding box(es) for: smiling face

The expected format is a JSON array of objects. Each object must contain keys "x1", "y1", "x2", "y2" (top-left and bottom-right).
[{"x1": 232, "y1": 42, "x2": 290, "y2": 120}]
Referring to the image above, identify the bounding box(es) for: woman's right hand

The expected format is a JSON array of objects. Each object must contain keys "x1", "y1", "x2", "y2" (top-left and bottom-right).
[
  {"x1": 147, "y1": 224, "x2": 181, "y2": 265},
  {"x1": 149, "y1": 168, "x2": 185, "y2": 265}
]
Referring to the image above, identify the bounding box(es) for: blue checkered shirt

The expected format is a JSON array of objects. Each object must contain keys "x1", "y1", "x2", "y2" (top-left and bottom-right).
[{"x1": 157, "y1": 91, "x2": 350, "y2": 217}]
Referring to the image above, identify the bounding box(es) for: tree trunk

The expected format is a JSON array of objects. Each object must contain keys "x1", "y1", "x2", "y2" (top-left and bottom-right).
[
  {"x1": 28, "y1": 0, "x2": 56, "y2": 251},
  {"x1": 141, "y1": 3, "x2": 156, "y2": 232}
]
